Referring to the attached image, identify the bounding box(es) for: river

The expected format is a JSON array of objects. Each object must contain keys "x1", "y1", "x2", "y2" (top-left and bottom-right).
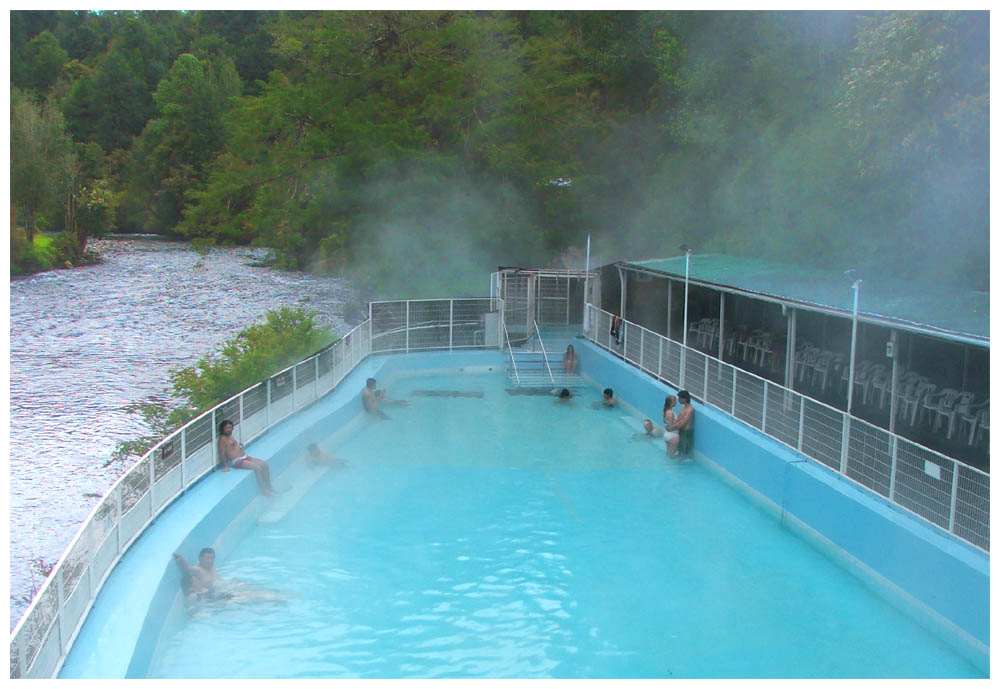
[{"x1": 9, "y1": 236, "x2": 359, "y2": 629}]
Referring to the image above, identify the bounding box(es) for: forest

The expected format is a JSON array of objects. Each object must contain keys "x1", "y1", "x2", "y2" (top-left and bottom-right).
[{"x1": 10, "y1": 10, "x2": 989, "y2": 296}]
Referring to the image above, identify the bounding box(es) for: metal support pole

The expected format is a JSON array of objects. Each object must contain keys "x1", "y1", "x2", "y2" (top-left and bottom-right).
[
  {"x1": 405, "y1": 301, "x2": 410, "y2": 354},
  {"x1": 658, "y1": 336, "x2": 663, "y2": 381},
  {"x1": 718, "y1": 292, "x2": 725, "y2": 361},
  {"x1": 785, "y1": 308, "x2": 796, "y2": 390},
  {"x1": 639, "y1": 329, "x2": 644, "y2": 370},
  {"x1": 888, "y1": 330, "x2": 899, "y2": 434},
  {"x1": 449, "y1": 299, "x2": 454, "y2": 351},
  {"x1": 762, "y1": 381, "x2": 769, "y2": 432},
  {"x1": 797, "y1": 395, "x2": 806, "y2": 451},
  {"x1": 180, "y1": 426, "x2": 187, "y2": 489},
  {"x1": 839, "y1": 416, "x2": 850, "y2": 475},
  {"x1": 667, "y1": 280, "x2": 673, "y2": 341},
  {"x1": 680, "y1": 250, "x2": 691, "y2": 389},
  {"x1": 888, "y1": 435, "x2": 898, "y2": 502},
  {"x1": 617, "y1": 266, "x2": 627, "y2": 322},
  {"x1": 731, "y1": 370, "x2": 738, "y2": 416},
  {"x1": 847, "y1": 279, "x2": 861, "y2": 414},
  {"x1": 583, "y1": 235, "x2": 591, "y2": 332},
  {"x1": 948, "y1": 460, "x2": 961, "y2": 535},
  {"x1": 704, "y1": 356, "x2": 710, "y2": 401}
]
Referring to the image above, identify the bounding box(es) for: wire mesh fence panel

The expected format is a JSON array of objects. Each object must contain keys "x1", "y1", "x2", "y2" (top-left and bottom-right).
[
  {"x1": 953, "y1": 466, "x2": 989, "y2": 551},
  {"x1": 594, "y1": 310, "x2": 611, "y2": 350},
  {"x1": 269, "y1": 370, "x2": 294, "y2": 403},
  {"x1": 732, "y1": 369, "x2": 764, "y2": 431},
  {"x1": 660, "y1": 339, "x2": 682, "y2": 387},
  {"x1": 624, "y1": 325, "x2": 641, "y2": 366},
  {"x1": 800, "y1": 398, "x2": 843, "y2": 469},
  {"x1": 295, "y1": 359, "x2": 316, "y2": 387},
  {"x1": 154, "y1": 435, "x2": 182, "y2": 482},
  {"x1": 121, "y1": 457, "x2": 151, "y2": 514},
  {"x1": 893, "y1": 440, "x2": 955, "y2": 530},
  {"x1": 11, "y1": 640, "x2": 21, "y2": 678},
  {"x1": 452, "y1": 299, "x2": 494, "y2": 348},
  {"x1": 764, "y1": 384, "x2": 801, "y2": 449},
  {"x1": 844, "y1": 419, "x2": 892, "y2": 498},
  {"x1": 640, "y1": 330, "x2": 659, "y2": 375},
  {"x1": 537, "y1": 276, "x2": 570, "y2": 325},
  {"x1": 501, "y1": 274, "x2": 531, "y2": 334},
  {"x1": 215, "y1": 397, "x2": 242, "y2": 427},
  {"x1": 318, "y1": 347, "x2": 333, "y2": 377},
  {"x1": 684, "y1": 350, "x2": 707, "y2": 400},
  {"x1": 370, "y1": 301, "x2": 407, "y2": 352},
  {"x1": 407, "y1": 300, "x2": 450, "y2": 351},
  {"x1": 705, "y1": 359, "x2": 735, "y2": 414},
  {"x1": 242, "y1": 383, "x2": 267, "y2": 417},
  {"x1": 16, "y1": 580, "x2": 59, "y2": 675},
  {"x1": 183, "y1": 414, "x2": 213, "y2": 456}
]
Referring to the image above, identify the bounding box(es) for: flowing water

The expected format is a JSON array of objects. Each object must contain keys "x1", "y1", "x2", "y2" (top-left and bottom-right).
[{"x1": 9, "y1": 235, "x2": 358, "y2": 629}]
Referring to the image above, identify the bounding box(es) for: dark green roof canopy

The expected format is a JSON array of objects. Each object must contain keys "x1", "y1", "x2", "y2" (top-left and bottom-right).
[{"x1": 623, "y1": 254, "x2": 988, "y2": 346}]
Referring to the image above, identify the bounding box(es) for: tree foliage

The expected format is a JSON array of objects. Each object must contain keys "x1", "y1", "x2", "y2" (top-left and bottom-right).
[{"x1": 12, "y1": 10, "x2": 989, "y2": 289}]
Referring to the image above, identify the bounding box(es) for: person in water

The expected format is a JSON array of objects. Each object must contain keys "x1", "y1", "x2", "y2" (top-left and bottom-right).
[
  {"x1": 363, "y1": 377, "x2": 409, "y2": 418},
  {"x1": 218, "y1": 420, "x2": 276, "y2": 496},
  {"x1": 174, "y1": 547, "x2": 290, "y2": 607},
  {"x1": 173, "y1": 547, "x2": 219, "y2": 593},
  {"x1": 631, "y1": 418, "x2": 665, "y2": 441},
  {"x1": 562, "y1": 345, "x2": 579, "y2": 374},
  {"x1": 306, "y1": 442, "x2": 348, "y2": 467},
  {"x1": 662, "y1": 394, "x2": 681, "y2": 456},
  {"x1": 554, "y1": 387, "x2": 573, "y2": 404},
  {"x1": 669, "y1": 390, "x2": 695, "y2": 458},
  {"x1": 602, "y1": 388, "x2": 617, "y2": 407}
]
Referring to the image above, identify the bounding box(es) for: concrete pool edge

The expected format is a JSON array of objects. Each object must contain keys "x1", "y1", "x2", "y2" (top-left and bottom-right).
[
  {"x1": 57, "y1": 345, "x2": 988, "y2": 676},
  {"x1": 574, "y1": 338, "x2": 989, "y2": 673}
]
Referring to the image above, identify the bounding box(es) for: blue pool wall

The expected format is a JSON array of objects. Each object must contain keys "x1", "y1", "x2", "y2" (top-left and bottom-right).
[
  {"x1": 58, "y1": 345, "x2": 988, "y2": 677},
  {"x1": 571, "y1": 338, "x2": 989, "y2": 667}
]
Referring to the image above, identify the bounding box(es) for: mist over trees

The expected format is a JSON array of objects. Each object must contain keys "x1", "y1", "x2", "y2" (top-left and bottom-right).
[{"x1": 10, "y1": 10, "x2": 989, "y2": 294}]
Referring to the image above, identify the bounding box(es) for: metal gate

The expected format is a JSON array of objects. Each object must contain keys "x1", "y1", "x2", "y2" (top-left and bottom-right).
[{"x1": 536, "y1": 275, "x2": 571, "y2": 325}]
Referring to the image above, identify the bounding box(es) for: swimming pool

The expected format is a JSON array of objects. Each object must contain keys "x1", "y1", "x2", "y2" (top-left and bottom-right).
[{"x1": 141, "y1": 368, "x2": 981, "y2": 678}]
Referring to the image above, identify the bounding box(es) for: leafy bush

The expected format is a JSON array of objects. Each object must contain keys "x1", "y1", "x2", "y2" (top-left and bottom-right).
[{"x1": 111, "y1": 307, "x2": 337, "y2": 466}]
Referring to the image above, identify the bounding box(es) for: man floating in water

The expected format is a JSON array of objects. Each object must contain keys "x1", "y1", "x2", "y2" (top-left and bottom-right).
[
  {"x1": 363, "y1": 377, "x2": 409, "y2": 418},
  {"x1": 592, "y1": 387, "x2": 618, "y2": 409},
  {"x1": 217, "y1": 419, "x2": 277, "y2": 496}
]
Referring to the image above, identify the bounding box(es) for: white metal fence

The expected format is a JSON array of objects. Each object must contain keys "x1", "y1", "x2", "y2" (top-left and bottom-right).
[
  {"x1": 369, "y1": 298, "x2": 502, "y2": 353},
  {"x1": 9, "y1": 320, "x2": 373, "y2": 679},
  {"x1": 585, "y1": 304, "x2": 989, "y2": 553}
]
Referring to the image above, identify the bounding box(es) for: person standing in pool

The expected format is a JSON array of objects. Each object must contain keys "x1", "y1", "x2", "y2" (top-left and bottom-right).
[
  {"x1": 602, "y1": 388, "x2": 617, "y2": 407},
  {"x1": 306, "y1": 442, "x2": 348, "y2": 467},
  {"x1": 218, "y1": 420, "x2": 276, "y2": 496},
  {"x1": 663, "y1": 395, "x2": 681, "y2": 456},
  {"x1": 669, "y1": 390, "x2": 695, "y2": 458}
]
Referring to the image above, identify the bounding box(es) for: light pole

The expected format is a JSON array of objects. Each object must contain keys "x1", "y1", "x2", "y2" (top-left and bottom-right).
[
  {"x1": 845, "y1": 270, "x2": 862, "y2": 415},
  {"x1": 679, "y1": 244, "x2": 692, "y2": 388},
  {"x1": 680, "y1": 244, "x2": 692, "y2": 348}
]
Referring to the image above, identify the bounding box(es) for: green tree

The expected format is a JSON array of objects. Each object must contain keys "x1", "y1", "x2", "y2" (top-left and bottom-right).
[
  {"x1": 10, "y1": 89, "x2": 76, "y2": 243},
  {"x1": 23, "y1": 30, "x2": 69, "y2": 95}
]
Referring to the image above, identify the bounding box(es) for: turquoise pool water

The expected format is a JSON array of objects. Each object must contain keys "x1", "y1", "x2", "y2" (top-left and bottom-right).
[{"x1": 148, "y1": 371, "x2": 982, "y2": 678}]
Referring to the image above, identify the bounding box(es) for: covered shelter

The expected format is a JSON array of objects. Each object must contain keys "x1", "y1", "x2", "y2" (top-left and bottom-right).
[{"x1": 602, "y1": 254, "x2": 989, "y2": 470}]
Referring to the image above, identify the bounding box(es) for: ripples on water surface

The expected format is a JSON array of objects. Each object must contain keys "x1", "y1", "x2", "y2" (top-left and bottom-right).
[{"x1": 9, "y1": 236, "x2": 357, "y2": 628}]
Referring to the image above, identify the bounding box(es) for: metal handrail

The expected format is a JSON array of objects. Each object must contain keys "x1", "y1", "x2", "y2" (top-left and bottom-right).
[
  {"x1": 11, "y1": 318, "x2": 373, "y2": 679},
  {"x1": 533, "y1": 319, "x2": 555, "y2": 385},
  {"x1": 503, "y1": 318, "x2": 520, "y2": 385},
  {"x1": 583, "y1": 303, "x2": 989, "y2": 553}
]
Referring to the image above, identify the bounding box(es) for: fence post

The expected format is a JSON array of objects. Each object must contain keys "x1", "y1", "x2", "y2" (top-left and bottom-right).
[
  {"x1": 761, "y1": 381, "x2": 768, "y2": 432},
  {"x1": 680, "y1": 343, "x2": 686, "y2": 389},
  {"x1": 449, "y1": 299, "x2": 454, "y2": 351},
  {"x1": 180, "y1": 427, "x2": 187, "y2": 489},
  {"x1": 639, "y1": 329, "x2": 645, "y2": 370},
  {"x1": 55, "y1": 568, "x2": 66, "y2": 654},
  {"x1": 17, "y1": 629, "x2": 27, "y2": 679},
  {"x1": 405, "y1": 301, "x2": 410, "y2": 354},
  {"x1": 148, "y1": 449, "x2": 156, "y2": 518},
  {"x1": 292, "y1": 362, "x2": 298, "y2": 408},
  {"x1": 797, "y1": 396, "x2": 805, "y2": 451},
  {"x1": 658, "y1": 336, "x2": 663, "y2": 381},
  {"x1": 888, "y1": 435, "x2": 898, "y2": 502},
  {"x1": 703, "y1": 356, "x2": 710, "y2": 401},
  {"x1": 114, "y1": 485, "x2": 123, "y2": 557},
  {"x1": 948, "y1": 460, "x2": 960, "y2": 535},
  {"x1": 731, "y1": 368, "x2": 737, "y2": 416},
  {"x1": 839, "y1": 416, "x2": 850, "y2": 475},
  {"x1": 622, "y1": 318, "x2": 628, "y2": 359}
]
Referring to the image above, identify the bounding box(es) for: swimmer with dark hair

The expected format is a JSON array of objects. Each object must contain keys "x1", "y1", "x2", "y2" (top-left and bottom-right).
[
  {"x1": 554, "y1": 387, "x2": 573, "y2": 404},
  {"x1": 363, "y1": 377, "x2": 409, "y2": 419},
  {"x1": 592, "y1": 388, "x2": 618, "y2": 409}
]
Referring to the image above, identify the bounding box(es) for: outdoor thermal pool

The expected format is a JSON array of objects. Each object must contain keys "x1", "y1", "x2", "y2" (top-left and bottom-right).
[{"x1": 61, "y1": 353, "x2": 985, "y2": 678}]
